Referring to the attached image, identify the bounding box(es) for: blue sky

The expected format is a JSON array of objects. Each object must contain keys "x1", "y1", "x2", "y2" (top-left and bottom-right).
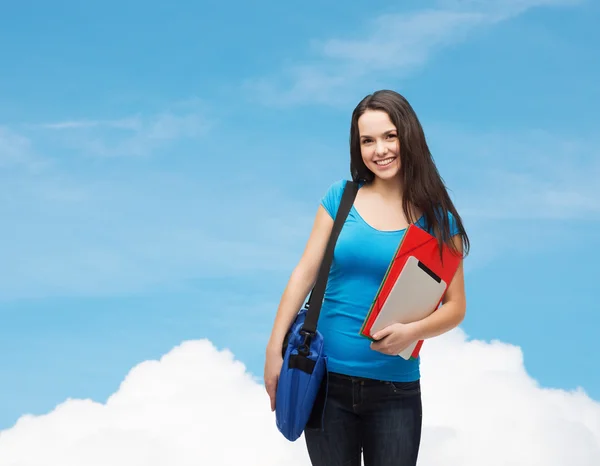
[{"x1": 1, "y1": 0, "x2": 599, "y2": 430}]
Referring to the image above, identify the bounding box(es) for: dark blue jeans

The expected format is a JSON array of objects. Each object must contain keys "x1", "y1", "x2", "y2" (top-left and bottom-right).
[{"x1": 304, "y1": 372, "x2": 422, "y2": 466}]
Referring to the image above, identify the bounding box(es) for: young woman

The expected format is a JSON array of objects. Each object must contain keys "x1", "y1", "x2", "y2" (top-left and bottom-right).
[{"x1": 264, "y1": 90, "x2": 469, "y2": 466}]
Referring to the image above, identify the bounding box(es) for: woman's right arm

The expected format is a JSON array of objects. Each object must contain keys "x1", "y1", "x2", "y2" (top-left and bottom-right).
[
  {"x1": 266, "y1": 205, "x2": 334, "y2": 355},
  {"x1": 264, "y1": 205, "x2": 334, "y2": 410}
]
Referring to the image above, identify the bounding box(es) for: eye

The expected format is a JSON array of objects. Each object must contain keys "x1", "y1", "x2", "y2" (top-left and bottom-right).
[
  {"x1": 361, "y1": 138, "x2": 373, "y2": 144},
  {"x1": 387, "y1": 133, "x2": 397, "y2": 139}
]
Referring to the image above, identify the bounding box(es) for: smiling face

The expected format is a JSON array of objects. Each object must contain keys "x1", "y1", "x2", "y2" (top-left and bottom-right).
[{"x1": 357, "y1": 109, "x2": 401, "y2": 182}]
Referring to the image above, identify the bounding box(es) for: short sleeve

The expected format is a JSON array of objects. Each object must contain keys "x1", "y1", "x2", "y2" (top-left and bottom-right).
[
  {"x1": 320, "y1": 179, "x2": 347, "y2": 219},
  {"x1": 418, "y1": 208, "x2": 461, "y2": 237},
  {"x1": 448, "y1": 211, "x2": 460, "y2": 237}
]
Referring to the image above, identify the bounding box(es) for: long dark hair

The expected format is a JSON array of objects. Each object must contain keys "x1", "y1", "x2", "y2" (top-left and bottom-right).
[{"x1": 350, "y1": 90, "x2": 470, "y2": 257}]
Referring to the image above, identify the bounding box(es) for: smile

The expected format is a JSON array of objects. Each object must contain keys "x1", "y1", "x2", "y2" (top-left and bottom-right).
[{"x1": 374, "y1": 157, "x2": 395, "y2": 166}]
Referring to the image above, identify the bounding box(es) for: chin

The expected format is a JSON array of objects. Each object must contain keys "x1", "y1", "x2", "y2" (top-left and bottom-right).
[{"x1": 367, "y1": 161, "x2": 401, "y2": 181}]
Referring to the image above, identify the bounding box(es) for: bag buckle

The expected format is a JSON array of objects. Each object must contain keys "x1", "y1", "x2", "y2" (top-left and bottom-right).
[{"x1": 298, "y1": 329, "x2": 314, "y2": 357}]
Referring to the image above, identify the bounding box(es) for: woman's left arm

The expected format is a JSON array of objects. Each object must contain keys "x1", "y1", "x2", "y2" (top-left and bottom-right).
[{"x1": 370, "y1": 235, "x2": 466, "y2": 355}]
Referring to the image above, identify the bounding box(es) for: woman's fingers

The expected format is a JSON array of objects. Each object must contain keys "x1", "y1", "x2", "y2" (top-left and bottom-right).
[{"x1": 265, "y1": 376, "x2": 278, "y2": 411}]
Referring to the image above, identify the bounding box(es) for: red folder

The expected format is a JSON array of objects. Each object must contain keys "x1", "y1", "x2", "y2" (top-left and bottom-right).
[{"x1": 359, "y1": 224, "x2": 462, "y2": 359}]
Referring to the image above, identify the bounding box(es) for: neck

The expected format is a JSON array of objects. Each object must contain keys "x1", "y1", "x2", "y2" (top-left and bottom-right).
[{"x1": 369, "y1": 175, "x2": 403, "y2": 201}]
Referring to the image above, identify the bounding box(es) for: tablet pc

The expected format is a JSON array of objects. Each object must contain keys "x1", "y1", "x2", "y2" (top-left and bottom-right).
[{"x1": 369, "y1": 255, "x2": 447, "y2": 357}]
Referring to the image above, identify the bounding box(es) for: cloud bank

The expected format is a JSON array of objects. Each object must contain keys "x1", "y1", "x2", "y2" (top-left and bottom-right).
[{"x1": 1, "y1": 331, "x2": 598, "y2": 465}]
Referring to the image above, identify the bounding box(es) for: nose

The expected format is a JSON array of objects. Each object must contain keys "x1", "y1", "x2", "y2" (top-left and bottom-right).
[{"x1": 375, "y1": 139, "x2": 387, "y2": 156}]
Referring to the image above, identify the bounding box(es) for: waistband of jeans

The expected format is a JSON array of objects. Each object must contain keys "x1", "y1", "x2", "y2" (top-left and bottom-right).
[{"x1": 327, "y1": 371, "x2": 420, "y2": 386}]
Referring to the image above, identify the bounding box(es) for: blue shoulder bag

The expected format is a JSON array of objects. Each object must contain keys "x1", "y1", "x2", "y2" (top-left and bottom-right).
[{"x1": 275, "y1": 180, "x2": 359, "y2": 441}]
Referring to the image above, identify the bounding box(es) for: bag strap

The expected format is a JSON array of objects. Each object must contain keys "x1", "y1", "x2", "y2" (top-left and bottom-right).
[{"x1": 301, "y1": 180, "x2": 359, "y2": 336}]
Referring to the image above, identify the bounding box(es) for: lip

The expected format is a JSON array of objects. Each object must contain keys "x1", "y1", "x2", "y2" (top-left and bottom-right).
[{"x1": 373, "y1": 156, "x2": 397, "y2": 169}]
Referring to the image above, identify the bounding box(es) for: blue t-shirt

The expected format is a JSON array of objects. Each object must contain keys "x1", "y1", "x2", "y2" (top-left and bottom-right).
[{"x1": 318, "y1": 179, "x2": 459, "y2": 382}]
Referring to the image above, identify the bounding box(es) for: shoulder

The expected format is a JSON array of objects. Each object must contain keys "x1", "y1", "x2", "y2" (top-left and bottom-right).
[
  {"x1": 417, "y1": 208, "x2": 460, "y2": 237},
  {"x1": 446, "y1": 210, "x2": 460, "y2": 236},
  {"x1": 320, "y1": 179, "x2": 350, "y2": 218}
]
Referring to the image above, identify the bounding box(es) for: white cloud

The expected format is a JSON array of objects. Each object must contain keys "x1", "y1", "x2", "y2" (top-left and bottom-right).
[
  {"x1": 37, "y1": 118, "x2": 140, "y2": 131},
  {"x1": 438, "y1": 0, "x2": 583, "y2": 18},
  {"x1": 0, "y1": 127, "x2": 30, "y2": 165},
  {"x1": 419, "y1": 331, "x2": 600, "y2": 464},
  {"x1": 59, "y1": 111, "x2": 210, "y2": 157},
  {"x1": 320, "y1": 10, "x2": 487, "y2": 69},
  {"x1": 0, "y1": 126, "x2": 49, "y2": 171},
  {"x1": 246, "y1": 0, "x2": 581, "y2": 106},
  {"x1": 427, "y1": 126, "x2": 600, "y2": 220},
  {"x1": 29, "y1": 100, "x2": 212, "y2": 158},
  {"x1": 0, "y1": 340, "x2": 309, "y2": 466},
  {"x1": 0, "y1": 333, "x2": 599, "y2": 465}
]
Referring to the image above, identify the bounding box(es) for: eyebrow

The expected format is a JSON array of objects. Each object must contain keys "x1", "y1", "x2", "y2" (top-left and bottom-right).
[{"x1": 360, "y1": 129, "x2": 397, "y2": 139}]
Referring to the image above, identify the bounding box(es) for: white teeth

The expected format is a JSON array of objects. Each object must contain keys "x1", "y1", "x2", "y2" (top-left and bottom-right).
[{"x1": 375, "y1": 158, "x2": 394, "y2": 166}]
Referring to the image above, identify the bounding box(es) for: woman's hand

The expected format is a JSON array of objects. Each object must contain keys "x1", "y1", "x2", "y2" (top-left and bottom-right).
[
  {"x1": 264, "y1": 349, "x2": 283, "y2": 411},
  {"x1": 370, "y1": 322, "x2": 420, "y2": 356}
]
